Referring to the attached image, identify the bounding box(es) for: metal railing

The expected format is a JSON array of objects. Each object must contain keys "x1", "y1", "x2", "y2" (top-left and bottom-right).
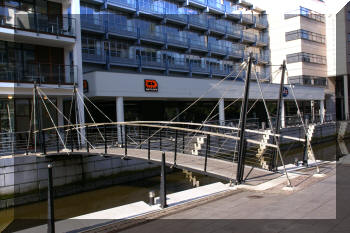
[
  {"x1": 108, "y1": 0, "x2": 137, "y2": 9},
  {"x1": 0, "y1": 64, "x2": 76, "y2": 85},
  {"x1": 80, "y1": 14, "x2": 105, "y2": 32},
  {"x1": 0, "y1": 6, "x2": 76, "y2": 37}
]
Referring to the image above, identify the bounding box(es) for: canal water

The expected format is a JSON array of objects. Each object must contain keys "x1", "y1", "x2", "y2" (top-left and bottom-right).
[{"x1": 1, "y1": 138, "x2": 343, "y2": 232}]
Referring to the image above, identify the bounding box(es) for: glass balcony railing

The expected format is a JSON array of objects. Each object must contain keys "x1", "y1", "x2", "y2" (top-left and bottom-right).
[
  {"x1": 257, "y1": 35, "x2": 268, "y2": 45},
  {"x1": 141, "y1": 56, "x2": 165, "y2": 69},
  {"x1": 81, "y1": 15, "x2": 105, "y2": 32},
  {"x1": 226, "y1": 25, "x2": 241, "y2": 38},
  {"x1": 191, "y1": 62, "x2": 210, "y2": 73},
  {"x1": 109, "y1": 56, "x2": 138, "y2": 66},
  {"x1": 189, "y1": 38, "x2": 208, "y2": 51},
  {"x1": 188, "y1": 15, "x2": 208, "y2": 28},
  {"x1": 208, "y1": 21, "x2": 226, "y2": 33},
  {"x1": 139, "y1": 1, "x2": 165, "y2": 15},
  {"x1": 189, "y1": 0, "x2": 207, "y2": 6},
  {"x1": 209, "y1": 43, "x2": 227, "y2": 54},
  {"x1": 165, "y1": 13, "x2": 188, "y2": 23},
  {"x1": 168, "y1": 58, "x2": 190, "y2": 71},
  {"x1": 108, "y1": 23, "x2": 137, "y2": 37},
  {"x1": 241, "y1": 13, "x2": 254, "y2": 24},
  {"x1": 227, "y1": 47, "x2": 243, "y2": 58},
  {"x1": 108, "y1": 0, "x2": 137, "y2": 9},
  {"x1": 208, "y1": 0, "x2": 225, "y2": 12},
  {"x1": 0, "y1": 64, "x2": 76, "y2": 85},
  {"x1": 82, "y1": 51, "x2": 106, "y2": 64},
  {"x1": 0, "y1": 6, "x2": 76, "y2": 37},
  {"x1": 256, "y1": 17, "x2": 268, "y2": 28},
  {"x1": 242, "y1": 31, "x2": 256, "y2": 42},
  {"x1": 139, "y1": 28, "x2": 165, "y2": 43},
  {"x1": 166, "y1": 32, "x2": 188, "y2": 46},
  {"x1": 211, "y1": 66, "x2": 233, "y2": 76}
]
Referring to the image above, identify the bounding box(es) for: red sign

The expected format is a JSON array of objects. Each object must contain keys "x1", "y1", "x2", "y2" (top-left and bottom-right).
[
  {"x1": 83, "y1": 80, "x2": 88, "y2": 93},
  {"x1": 144, "y1": 79, "x2": 158, "y2": 92}
]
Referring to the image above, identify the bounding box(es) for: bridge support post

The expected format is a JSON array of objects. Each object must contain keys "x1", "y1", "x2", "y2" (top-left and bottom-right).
[
  {"x1": 236, "y1": 53, "x2": 253, "y2": 184},
  {"x1": 204, "y1": 134, "x2": 210, "y2": 172},
  {"x1": 160, "y1": 152, "x2": 168, "y2": 208},
  {"x1": 104, "y1": 124, "x2": 107, "y2": 155},
  {"x1": 218, "y1": 99, "x2": 225, "y2": 126},
  {"x1": 174, "y1": 130, "x2": 178, "y2": 165},
  {"x1": 148, "y1": 128, "x2": 151, "y2": 160},
  {"x1": 47, "y1": 164, "x2": 55, "y2": 233},
  {"x1": 320, "y1": 100, "x2": 325, "y2": 123},
  {"x1": 124, "y1": 125, "x2": 128, "y2": 157},
  {"x1": 270, "y1": 60, "x2": 286, "y2": 171},
  {"x1": 116, "y1": 97, "x2": 125, "y2": 144}
]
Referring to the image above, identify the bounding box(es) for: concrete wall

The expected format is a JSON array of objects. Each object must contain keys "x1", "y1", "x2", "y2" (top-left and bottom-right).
[{"x1": 0, "y1": 155, "x2": 157, "y2": 208}]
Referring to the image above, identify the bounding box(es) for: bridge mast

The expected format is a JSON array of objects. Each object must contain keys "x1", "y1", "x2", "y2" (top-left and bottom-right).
[
  {"x1": 270, "y1": 60, "x2": 287, "y2": 171},
  {"x1": 236, "y1": 53, "x2": 253, "y2": 184}
]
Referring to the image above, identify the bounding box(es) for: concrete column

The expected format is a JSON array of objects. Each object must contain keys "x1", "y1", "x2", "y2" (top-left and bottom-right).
[
  {"x1": 344, "y1": 75, "x2": 349, "y2": 120},
  {"x1": 281, "y1": 99, "x2": 285, "y2": 128},
  {"x1": 320, "y1": 100, "x2": 325, "y2": 124},
  {"x1": 218, "y1": 99, "x2": 225, "y2": 126},
  {"x1": 116, "y1": 97, "x2": 125, "y2": 144},
  {"x1": 72, "y1": 0, "x2": 85, "y2": 143}
]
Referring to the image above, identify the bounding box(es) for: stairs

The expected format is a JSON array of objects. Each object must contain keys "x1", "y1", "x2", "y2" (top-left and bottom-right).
[
  {"x1": 191, "y1": 136, "x2": 206, "y2": 155},
  {"x1": 254, "y1": 129, "x2": 272, "y2": 170}
]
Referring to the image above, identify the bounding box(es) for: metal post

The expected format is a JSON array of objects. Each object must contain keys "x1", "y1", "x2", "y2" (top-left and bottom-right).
[
  {"x1": 34, "y1": 84, "x2": 43, "y2": 153},
  {"x1": 148, "y1": 127, "x2": 151, "y2": 160},
  {"x1": 160, "y1": 151, "x2": 167, "y2": 208},
  {"x1": 42, "y1": 131, "x2": 46, "y2": 155},
  {"x1": 303, "y1": 128, "x2": 308, "y2": 166},
  {"x1": 70, "y1": 126, "x2": 74, "y2": 152},
  {"x1": 270, "y1": 60, "x2": 286, "y2": 171},
  {"x1": 124, "y1": 125, "x2": 128, "y2": 157},
  {"x1": 159, "y1": 129, "x2": 162, "y2": 151},
  {"x1": 104, "y1": 124, "x2": 107, "y2": 154},
  {"x1": 236, "y1": 53, "x2": 253, "y2": 184},
  {"x1": 56, "y1": 129, "x2": 59, "y2": 153},
  {"x1": 204, "y1": 134, "x2": 210, "y2": 172},
  {"x1": 47, "y1": 164, "x2": 55, "y2": 233},
  {"x1": 174, "y1": 130, "x2": 178, "y2": 165},
  {"x1": 239, "y1": 139, "x2": 248, "y2": 182},
  {"x1": 120, "y1": 125, "x2": 124, "y2": 148},
  {"x1": 86, "y1": 125, "x2": 89, "y2": 152}
]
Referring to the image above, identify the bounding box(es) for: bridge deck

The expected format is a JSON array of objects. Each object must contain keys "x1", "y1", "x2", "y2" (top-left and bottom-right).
[{"x1": 47, "y1": 147, "x2": 282, "y2": 185}]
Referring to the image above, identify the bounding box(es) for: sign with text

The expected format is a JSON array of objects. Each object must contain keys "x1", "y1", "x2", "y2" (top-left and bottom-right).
[
  {"x1": 282, "y1": 86, "x2": 289, "y2": 97},
  {"x1": 144, "y1": 79, "x2": 158, "y2": 92}
]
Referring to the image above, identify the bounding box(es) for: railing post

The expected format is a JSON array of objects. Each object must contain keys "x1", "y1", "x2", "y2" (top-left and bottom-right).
[
  {"x1": 124, "y1": 125, "x2": 128, "y2": 157},
  {"x1": 204, "y1": 134, "x2": 210, "y2": 172},
  {"x1": 148, "y1": 127, "x2": 151, "y2": 160},
  {"x1": 174, "y1": 130, "x2": 178, "y2": 165},
  {"x1": 56, "y1": 129, "x2": 59, "y2": 153},
  {"x1": 70, "y1": 126, "x2": 74, "y2": 152},
  {"x1": 303, "y1": 128, "x2": 308, "y2": 166},
  {"x1": 160, "y1": 151, "x2": 167, "y2": 208},
  {"x1": 159, "y1": 129, "x2": 162, "y2": 151},
  {"x1": 104, "y1": 124, "x2": 107, "y2": 155},
  {"x1": 42, "y1": 131, "x2": 46, "y2": 155},
  {"x1": 86, "y1": 125, "x2": 89, "y2": 152},
  {"x1": 47, "y1": 164, "x2": 55, "y2": 233}
]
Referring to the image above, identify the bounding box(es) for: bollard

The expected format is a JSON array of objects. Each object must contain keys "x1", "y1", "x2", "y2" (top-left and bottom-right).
[
  {"x1": 47, "y1": 164, "x2": 55, "y2": 233},
  {"x1": 160, "y1": 152, "x2": 167, "y2": 208},
  {"x1": 148, "y1": 190, "x2": 155, "y2": 205}
]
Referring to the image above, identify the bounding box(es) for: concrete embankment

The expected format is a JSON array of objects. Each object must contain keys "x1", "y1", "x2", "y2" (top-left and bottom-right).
[{"x1": 0, "y1": 154, "x2": 158, "y2": 209}]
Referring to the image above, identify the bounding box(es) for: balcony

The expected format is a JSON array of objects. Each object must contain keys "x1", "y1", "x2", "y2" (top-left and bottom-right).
[
  {"x1": 107, "y1": 0, "x2": 137, "y2": 12},
  {"x1": 188, "y1": 0, "x2": 207, "y2": 9},
  {"x1": 211, "y1": 66, "x2": 232, "y2": 77},
  {"x1": 189, "y1": 38, "x2": 208, "y2": 52},
  {"x1": 141, "y1": 56, "x2": 166, "y2": 70},
  {"x1": 138, "y1": 1, "x2": 165, "y2": 18},
  {"x1": 139, "y1": 28, "x2": 165, "y2": 45},
  {"x1": 0, "y1": 64, "x2": 76, "y2": 85},
  {"x1": 0, "y1": 6, "x2": 76, "y2": 46},
  {"x1": 255, "y1": 17, "x2": 268, "y2": 29},
  {"x1": 209, "y1": 43, "x2": 227, "y2": 56},
  {"x1": 227, "y1": 46, "x2": 244, "y2": 59},
  {"x1": 168, "y1": 58, "x2": 190, "y2": 73},
  {"x1": 257, "y1": 54, "x2": 269, "y2": 64},
  {"x1": 188, "y1": 15, "x2": 208, "y2": 30},
  {"x1": 82, "y1": 51, "x2": 106, "y2": 64},
  {"x1": 165, "y1": 13, "x2": 188, "y2": 25},
  {"x1": 226, "y1": 25, "x2": 241, "y2": 40},
  {"x1": 256, "y1": 34, "x2": 268, "y2": 47},
  {"x1": 191, "y1": 62, "x2": 210, "y2": 74},
  {"x1": 81, "y1": 15, "x2": 105, "y2": 33},
  {"x1": 207, "y1": 0, "x2": 225, "y2": 14},
  {"x1": 208, "y1": 21, "x2": 226, "y2": 35},
  {"x1": 109, "y1": 56, "x2": 138, "y2": 67},
  {"x1": 166, "y1": 32, "x2": 188, "y2": 49},
  {"x1": 225, "y1": 5, "x2": 241, "y2": 20},
  {"x1": 241, "y1": 31, "x2": 256, "y2": 44},
  {"x1": 108, "y1": 23, "x2": 137, "y2": 39},
  {"x1": 241, "y1": 13, "x2": 254, "y2": 25}
]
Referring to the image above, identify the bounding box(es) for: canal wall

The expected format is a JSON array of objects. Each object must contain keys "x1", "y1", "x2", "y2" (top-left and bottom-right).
[{"x1": 0, "y1": 154, "x2": 158, "y2": 209}]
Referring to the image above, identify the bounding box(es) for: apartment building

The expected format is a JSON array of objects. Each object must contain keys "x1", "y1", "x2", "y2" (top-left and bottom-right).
[{"x1": 0, "y1": 0, "x2": 84, "y2": 138}]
